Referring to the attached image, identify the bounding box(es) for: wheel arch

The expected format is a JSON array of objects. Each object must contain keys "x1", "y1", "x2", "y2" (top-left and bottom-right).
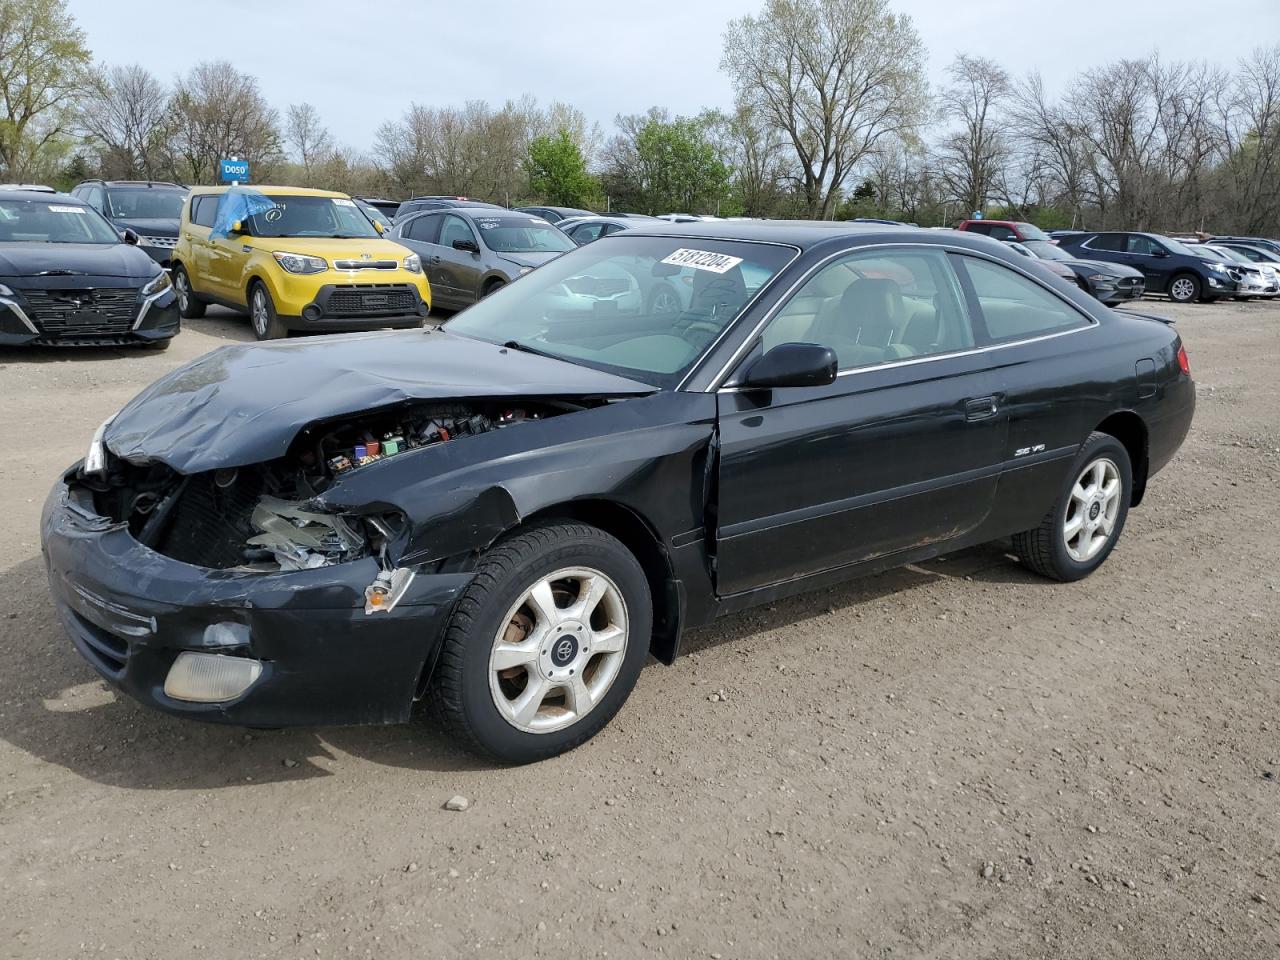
[
  {"x1": 519, "y1": 499, "x2": 682, "y2": 664},
  {"x1": 1094, "y1": 410, "x2": 1149, "y2": 506}
]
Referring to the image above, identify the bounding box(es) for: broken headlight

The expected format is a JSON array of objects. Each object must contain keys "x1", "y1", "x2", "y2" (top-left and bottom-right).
[{"x1": 245, "y1": 498, "x2": 405, "y2": 572}]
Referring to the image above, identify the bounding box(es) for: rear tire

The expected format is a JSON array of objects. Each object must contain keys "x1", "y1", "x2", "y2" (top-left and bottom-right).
[
  {"x1": 430, "y1": 522, "x2": 651, "y2": 763},
  {"x1": 1011, "y1": 432, "x2": 1132, "y2": 582},
  {"x1": 248, "y1": 281, "x2": 288, "y2": 340},
  {"x1": 172, "y1": 265, "x2": 205, "y2": 319},
  {"x1": 1167, "y1": 273, "x2": 1200, "y2": 304}
]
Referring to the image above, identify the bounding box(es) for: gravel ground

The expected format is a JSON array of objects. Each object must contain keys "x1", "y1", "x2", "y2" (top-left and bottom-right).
[{"x1": 1, "y1": 299, "x2": 1277, "y2": 960}]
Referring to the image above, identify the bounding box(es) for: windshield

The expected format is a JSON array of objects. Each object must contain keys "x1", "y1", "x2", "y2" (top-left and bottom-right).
[
  {"x1": 1016, "y1": 222, "x2": 1051, "y2": 242},
  {"x1": 0, "y1": 198, "x2": 122, "y2": 244},
  {"x1": 248, "y1": 195, "x2": 380, "y2": 239},
  {"x1": 1023, "y1": 239, "x2": 1072, "y2": 261},
  {"x1": 445, "y1": 235, "x2": 795, "y2": 387},
  {"x1": 1161, "y1": 237, "x2": 1199, "y2": 257},
  {"x1": 106, "y1": 187, "x2": 185, "y2": 221},
  {"x1": 474, "y1": 216, "x2": 575, "y2": 253},
  {"x1": 1208, "y1": 246, "x2": 1249, "y2": 264}
]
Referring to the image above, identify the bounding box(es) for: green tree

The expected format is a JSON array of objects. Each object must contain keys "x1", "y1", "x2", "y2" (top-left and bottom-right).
[
  {"x1": 721, "y1": 0, "x2": 928, "y2": 219},
  {"x1": 524, "y1": 129, "x2": 597, "y2": 206},
  {"x1": 0, "y1": 0, "x2": 90, "y2": 178},
  {"x1": 603, "y1": 111, "x2": 730, "y2": 214}
]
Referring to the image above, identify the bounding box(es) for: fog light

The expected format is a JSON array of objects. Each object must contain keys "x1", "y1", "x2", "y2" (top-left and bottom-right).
[{"x1": 164, "y1": 652, "x2": 262, "y2": 703}]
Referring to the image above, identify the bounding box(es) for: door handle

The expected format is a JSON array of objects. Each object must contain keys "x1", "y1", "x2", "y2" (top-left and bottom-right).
[
  {"x1": 429, "y1": 255, "x2": 442, "y2": 265},
  {"x1": 965, "y1": 396, "x2": 999, "y2": 421}
]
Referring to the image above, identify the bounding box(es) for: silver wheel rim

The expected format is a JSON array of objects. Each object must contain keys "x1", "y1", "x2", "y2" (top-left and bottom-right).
[
  {"x1": 488, "y1": 566, "x2": 629, "y2": 734},
  {"x1": 1171, "y1": 278, "x2": 1195, "y2": 301},
  {"x1": 175, "y1": 272, "x2": 189, "y2": 310},
  {"x1": 652, "y1": 287, "x2": 679, "y2": 314},
  {"x1": 251, "y1": 288, "x2": 268, "y2": 336},
  {"x1": 1064, "y1": 457, "x2": 1122, "y2": 562}
]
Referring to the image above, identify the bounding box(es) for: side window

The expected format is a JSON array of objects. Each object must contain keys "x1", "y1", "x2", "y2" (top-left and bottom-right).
[
  {"x1": 959, "y1": 256, "x2": 1090, "y2": 343},
  {"x1": 572, "y1": 223, "x2": 605, "y2": 244},
  {"x1": 85, "y1": 186, "x2": 104, "y2": 211},
  {"x1": 1086, "y1": 233, "x2": 1124, "y2": 252},
  {"x1": 405, "y1": 214, "x2": 439, "y2": 243},
  {"x1": 986, "y1": 225, "x2": 1016, "y2": 241},
  {"x1": 965, "y1": 223, "x2": 993, "y2": 235},
  {"x1": 190, "y1": 195, "x2": 219, "y2": 228},
  {"x1": 1126, "y1": 235, "x2": 1159, "y2": 256},
  {"x1": 759, "y1": 247, "x2": 974, "y2": 370},
  {"x1": 439, "y1": 214, "x2": 474, "y2": 249}
]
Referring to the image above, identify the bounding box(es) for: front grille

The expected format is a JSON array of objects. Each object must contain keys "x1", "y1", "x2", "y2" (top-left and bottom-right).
[
  {"x1": 140, "y1": 236, "x2": 177, "y2": 248},
  {"x1": 1118, "y1": 277, "x2": 1140, "y2": 287},
  {"x1": 19, "y1": 287, "x2": 139, "y2": 337},
  {"x1": 332, "y1": 259, "x2": 397, "y2": 271},
  {"x1": 157, "y1": 472, "x2": 264, "y2": 569},
  {"x1": 68, "y1": 608, "x2": 129, "y2": 676},
  {"x1": 324, "y1": 284, "x2": 418, "y2": 317}
]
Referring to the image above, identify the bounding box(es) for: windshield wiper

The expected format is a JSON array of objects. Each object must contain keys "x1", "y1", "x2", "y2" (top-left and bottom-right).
[{"x1": 501, "y1": 339, "x2": 560, "y2": 360}]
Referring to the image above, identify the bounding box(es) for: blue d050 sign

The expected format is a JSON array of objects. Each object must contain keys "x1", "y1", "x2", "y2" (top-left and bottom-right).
[{"x1": 219, "y1": 158, "x2": 250, "y2": 182}]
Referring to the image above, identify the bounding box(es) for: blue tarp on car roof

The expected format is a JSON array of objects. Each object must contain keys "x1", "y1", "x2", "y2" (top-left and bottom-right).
[{"x1": 211, "y1": 187, "x2": 277, "y2": 239}]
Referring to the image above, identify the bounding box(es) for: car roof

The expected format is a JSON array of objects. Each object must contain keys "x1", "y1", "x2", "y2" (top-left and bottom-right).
[
  {"x1": 0, "y1": 188, "x2": 81, "y2": 202},
  {"x1": 605, "y1": 220, "x2": 1027, "y2": 254},
  {"x1": 92, "y1": 180, "x2": 186, "y2": 189},
  {"x1": 188, "y1": 185, "x2": 349, "y2": 198}
]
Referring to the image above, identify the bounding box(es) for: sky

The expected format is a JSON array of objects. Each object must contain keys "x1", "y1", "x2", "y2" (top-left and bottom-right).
[{"x1": 68, "y1": 0, "x2": 1280, "y2": 151}]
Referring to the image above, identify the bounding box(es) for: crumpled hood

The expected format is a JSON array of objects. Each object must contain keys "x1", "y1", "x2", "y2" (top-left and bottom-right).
[
  {"x1": 0, "y1": 242, "x2": 157, "y2": 280},
  {"x1": 105, "y1": 328, "x2": 655, "y2": 473}
]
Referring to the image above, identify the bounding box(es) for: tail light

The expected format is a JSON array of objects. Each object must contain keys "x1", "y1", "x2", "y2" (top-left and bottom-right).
[{"x1": 1176, "y1": 343, "x2": 1191, "y2": 376}]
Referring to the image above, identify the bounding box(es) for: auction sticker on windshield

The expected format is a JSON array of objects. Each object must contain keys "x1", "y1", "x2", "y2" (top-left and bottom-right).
[
  {"x1": 48, "y1": 205, "x2": 88, "y2": 213},
  {"x1": 661, "y1": 248, "x2": 744, "y2": 274}
]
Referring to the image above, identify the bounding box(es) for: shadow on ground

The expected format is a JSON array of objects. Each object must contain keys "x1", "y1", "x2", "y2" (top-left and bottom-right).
[{"x1": 1, "y1": 541, "x2": 1032, "y2": 791}]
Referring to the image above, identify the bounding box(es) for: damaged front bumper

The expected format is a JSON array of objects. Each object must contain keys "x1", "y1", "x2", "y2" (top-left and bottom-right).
[{"x1": 41, "y1": 467, "x2": 472, "y2": 727}]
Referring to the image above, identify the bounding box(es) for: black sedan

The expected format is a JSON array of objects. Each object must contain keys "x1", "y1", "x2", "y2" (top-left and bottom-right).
[
  {"x1": 42, "y1": 224, "x2": 1194, "y2": 762},
  {"x1": 1009, "y1": 239, "x2": 1146, "y2": 304},
  {"x1": 0, "y1": 189, "x2": 179, "y2": 348}
]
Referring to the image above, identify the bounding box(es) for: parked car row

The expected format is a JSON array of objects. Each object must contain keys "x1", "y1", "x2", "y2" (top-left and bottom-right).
[{"x1": 958, "y1": 220, "x2": 1280, "y2": 304}]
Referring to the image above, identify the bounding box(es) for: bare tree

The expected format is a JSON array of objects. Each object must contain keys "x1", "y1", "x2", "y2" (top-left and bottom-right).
[
  {"x1": 934, "y1": 54, "x2": 1011, "y2": 216},
  {"x1": 0, "y1": 0, "x2": 91, "y2": 177},
  {"x1": 166, "y1": 61, "x2": 282, "y2": 184},
  {"x1": 79, "y1": 64, "x2": 169, "y2": 179},
  {"x1": 721, "y1": 0, "x2": 928, "y2": 218},
  {"x1": 285, "y1": 102, "x2": 332, "y2": 185},
  {"x1": 1218, "y1": 45, "x2": 1280, "y2": 234}
]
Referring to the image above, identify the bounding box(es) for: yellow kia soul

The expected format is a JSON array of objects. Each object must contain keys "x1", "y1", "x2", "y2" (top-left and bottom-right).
[{"x1": 172, "y1": 186, "x2": 431, "y2": 339}]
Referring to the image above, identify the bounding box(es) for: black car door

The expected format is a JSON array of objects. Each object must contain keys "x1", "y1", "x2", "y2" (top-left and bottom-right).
[
  {"x1": 715, "y1": 245, "x2": 1007, "y2": 596},
  {"x1": 948, "y1": 252, "x2": 1102, "y2": 535}
]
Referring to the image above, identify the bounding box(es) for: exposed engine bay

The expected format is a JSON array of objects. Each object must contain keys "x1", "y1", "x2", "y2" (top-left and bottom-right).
[{"x1": 80, "y1": 399, "x2": 583, "y2": 572}]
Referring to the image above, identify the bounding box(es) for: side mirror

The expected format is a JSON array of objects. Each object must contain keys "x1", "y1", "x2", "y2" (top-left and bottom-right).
[
  {"x1": 452, "y1": 238, "x2": 479, "y2": 253},
  {"x1": 741, "y1": 342, "x2": 838, "y2": 389},
  {"x1": 122, "y1": 228, "x2": 139, "y2": 246},
  {"x1": 1152, "y1": 247, "x2": 1169, "y2": 257},
  {"x1": 373, "y1": 220, "x2": 385, "y2": 234}
]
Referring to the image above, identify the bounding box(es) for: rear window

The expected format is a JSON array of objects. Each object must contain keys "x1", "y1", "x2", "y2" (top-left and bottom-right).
[{"x1": 1016, "y1": 222, "x2": 1051, "y2": 242}]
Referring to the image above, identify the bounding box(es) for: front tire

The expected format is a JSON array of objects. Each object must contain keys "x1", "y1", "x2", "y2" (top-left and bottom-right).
[
  {"x1": 1168, "y1": 273, "x2": 1200, "y2": 304},
  {"x1": 431, "y1": 523, "x2": 651, "y2": 763},
  {"x1": 172, "y1": 265, "x2": 205, "y2": 319},
  {"x1": 1011, "y1": 432, "x2": 1132, "y2": 582},
  {"x1": 248, "y1": 282, "x2": 287, "y2": 340}
]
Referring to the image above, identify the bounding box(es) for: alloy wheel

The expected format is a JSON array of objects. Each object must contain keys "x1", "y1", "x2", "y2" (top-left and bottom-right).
[
  {"x1": 652, "y1": 287, "x2": 680, "y2": 314},
  {"x1": 1170, "y1": 277, "x2": 1196, "y2": 302},
  {"x1": 487, "y1": 566, "x2": 629, "y2": 734},
  {"x1": 251, "y1": 288, "x2": 268, "y2": 337},
  {"x1": 1063, "y1": 457, "x2": 1122, "y2": 562},
  {"x1": 175, "y1": 272, "x2": 189, "y2": 311}
]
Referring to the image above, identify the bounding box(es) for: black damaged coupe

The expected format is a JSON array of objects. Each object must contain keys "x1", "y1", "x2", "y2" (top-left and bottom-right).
[{"x1": 42, "y1": 223, "x2": 1195, "y2": 762}]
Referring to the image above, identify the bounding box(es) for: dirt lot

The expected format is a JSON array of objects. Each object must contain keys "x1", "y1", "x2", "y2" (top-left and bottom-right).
[{"x1": 2, "y1": 298, "x2": 1278, "y2": 960}]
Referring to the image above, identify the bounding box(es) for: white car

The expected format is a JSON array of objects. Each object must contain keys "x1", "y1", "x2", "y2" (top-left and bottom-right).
[{"x1": 1206, "y1": 244, "x2": 1279, "y2": 298}]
